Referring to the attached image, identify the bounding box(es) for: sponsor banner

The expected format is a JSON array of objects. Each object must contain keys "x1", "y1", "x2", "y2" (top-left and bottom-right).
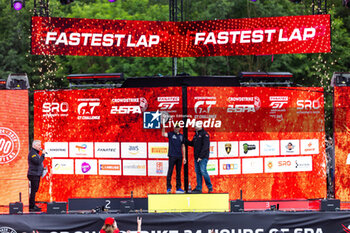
[
  {"x1": 242, "y1": 158, "x2": 264, "y2": 174},
  {"x1": 98, "y1": 160, "x2": 121, "y2": 175},
  {"x1": 1, "y1": 212, "x2": 350, "y2": 233},
  {"x1": 123, "y1": 160, "x2": 147, "y2": 176},
  {"x1": 209, "y1": 142, "x2": 217, "y2": 158},
  {"x1": 75, "y1": 159, "x2": 98, "y2": 175},
  {"x1": 218, "y1": 141, "x2": 238, "y2": 157},
  {"x1": 265, "y1": 156, "x2": 313, "y2": 173},
  {"x1": 69, "y1": 142, "x2": 94, "y2": 158},
  {"x1": 0, "y1": 90, "x2": 28, "y2": 206},
  {"x1": 121, "y1": 142, "x2": 147, "y2": 158},
  {"x1": 94, "y1": 142, "x2": 120, "y2": 158},
  {"x1": 44, "y1": 142, "x2": 69, "y2": 158},
  {"x1": 281, "y1": 140, "x2": 300, "y2": 155},
  {"x1": 334, "y1": 86, "x2": 350, "y2": 201},
  {"x1": 33, "y1": 87, "x2": 326, "y2": 202},
  {"x1": 207, "y1": 159, "x2": 218, "y2": 176},
  {"x1": 148, "y1": 160, "x2": 168, "y2": 176},
  {"x1": 260, "y1": 140, "x2": 280, "y2": 156},
  {"x1": 148, "y1": 142, "x2": 168, "y2": 159},
  {"x1": 219, "y1": 159, "x2": 241, "y2": 175},
  {"x1": 52, "y1": 159, "x2": 74, "y2": 174},
  {"x1": 31, "y1": 15, "x2": 331, "y2": 57},
  {"x1": 239, "y1": 141, "x2": 259, "y2": 157},
  {"x1": 300, "y1": 139, "x2": 319, "y2": 155}
]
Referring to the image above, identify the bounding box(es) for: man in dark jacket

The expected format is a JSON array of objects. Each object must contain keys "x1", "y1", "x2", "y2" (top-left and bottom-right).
[
  {"x1": 186, "y1": 122, "x2": 213, "y2": 193},
  {"x1": 27, "y1": 140, "x2": 46, "y2": 212},
  {"x1": 162, "y1": 124, "x2": 186, "y2": 194}
]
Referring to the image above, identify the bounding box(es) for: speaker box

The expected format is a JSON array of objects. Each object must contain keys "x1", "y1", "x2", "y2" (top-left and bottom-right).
[
  {"x1": 9, "y1": 202, "x2": 23, "y2": 214},
  {"x1": 47, "y1": 202, "x2": 67, "y2": 214},
  {"x1": 320, "y1": 199, "x2": 340, "y2": 211},
  {"x1": 230, "y1": 200, "x2": 244, "y2": 212},
  {"x1": 120, "y1": 200, "x2": 135, "y2": 213}
]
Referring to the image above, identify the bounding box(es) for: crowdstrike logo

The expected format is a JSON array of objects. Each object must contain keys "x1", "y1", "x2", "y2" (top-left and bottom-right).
[{"x1": 227, "y1": 96, "x2": 261, "y2": 113}]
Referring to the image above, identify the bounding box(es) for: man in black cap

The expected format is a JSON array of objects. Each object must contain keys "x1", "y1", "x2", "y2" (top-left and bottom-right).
[
  {"x1": 27, "y1": 140, "x2": 46, "y2": 212},
  {"x1": 162, "y1": 124, "x2": 186, "y2": 194}
]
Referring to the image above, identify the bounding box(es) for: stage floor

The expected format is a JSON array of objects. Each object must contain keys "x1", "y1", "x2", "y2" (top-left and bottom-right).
[{"x1": 1, "y1": 200, "x2": 350, "y2": 214}]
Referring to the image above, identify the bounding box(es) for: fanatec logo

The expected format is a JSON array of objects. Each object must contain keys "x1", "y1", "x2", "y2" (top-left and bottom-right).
[{"x1": 158, "y1": 96, "x2": 180, "y2": 112}]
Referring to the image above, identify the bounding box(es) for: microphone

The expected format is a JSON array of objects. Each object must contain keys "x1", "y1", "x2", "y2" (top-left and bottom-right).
[{"x1": 40, "y1": 148, "x2": 48, "y2": 154}]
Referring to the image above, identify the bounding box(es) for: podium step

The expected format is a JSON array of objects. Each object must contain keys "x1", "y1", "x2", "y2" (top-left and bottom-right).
[{"x1": 148, "y1": 193, "x2": 229, "y2": 212}]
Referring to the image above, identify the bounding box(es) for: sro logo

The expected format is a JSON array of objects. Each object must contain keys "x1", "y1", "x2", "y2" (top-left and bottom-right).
[
  {"x1": 110, "y1": 106, "x2": 141, "y2": 114},
  {"x1": 297, "y1": 100, "x2": 321, "y2": 110},
  {"x1": 278, "y1": 161, "x2": 291, "y2": 166},
  {"x1": 42, "y1": 102, "x2": 69, "y2": 113}
]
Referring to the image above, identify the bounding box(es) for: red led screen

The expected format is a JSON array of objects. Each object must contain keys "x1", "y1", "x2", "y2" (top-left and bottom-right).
[
  {"x1": 334, "y1": 87, "x2": 350, "y2": 201},
  {"x1": 31, "y1": 15, "x2": 331, "y2": 57},
  {"x1": 186, "y1": 87, "x2": 326, "y2": 200},
  {"x1": 34, "y1": 87, "x2": 326, "y2": 202},
  {"x1": 0, "y1": 90, "x2": 29, "y2": 205}
]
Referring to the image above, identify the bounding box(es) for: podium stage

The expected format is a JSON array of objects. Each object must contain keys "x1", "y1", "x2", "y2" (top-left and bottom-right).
[{"x1": 148, "y1": 193, "x2": 229, "y2": 212}]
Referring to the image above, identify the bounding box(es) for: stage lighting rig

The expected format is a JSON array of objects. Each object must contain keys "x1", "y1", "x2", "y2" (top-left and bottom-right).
[
  {"x1": 60, "y1": 0, "x2": 74, "y2": 5},
  {"x1": 6, "y1": 73, "x2": 30, "y2": 90},
  {"x1": 238, "y1": 72, "x2": 293, "y2": 87},
  {"x1": 331, "y1": 72, "x2": 350, "y2": 87},
  {"x1": 67, "y1": 73, "x2": 124, "y2": 88},
  {"x1": 11, "y1": 0, "x2": 25, "y2": 11}
]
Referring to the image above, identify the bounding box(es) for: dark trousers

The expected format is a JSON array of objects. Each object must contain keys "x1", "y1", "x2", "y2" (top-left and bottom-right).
[
  {"x1": 28, "y1": 175, "x2": 40, "y2": 209},
  {"x1": 167, "y1": 156, "x2": 182, "y2": 190}
]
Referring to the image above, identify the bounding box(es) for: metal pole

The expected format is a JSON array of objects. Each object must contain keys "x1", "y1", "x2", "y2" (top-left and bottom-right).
[{"x1": 170, "y1": 0, "x2": 183, "y2": 76}]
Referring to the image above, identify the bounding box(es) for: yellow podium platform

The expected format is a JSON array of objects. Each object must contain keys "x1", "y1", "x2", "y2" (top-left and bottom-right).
[{"x1": 148, "y1": 193, "x2": 229, "y2": 212}]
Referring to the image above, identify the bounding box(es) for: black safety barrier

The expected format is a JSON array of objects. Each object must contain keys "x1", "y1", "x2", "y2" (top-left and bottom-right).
[{"x1": 0, "y1": 212, "x2": 350, "y2": 233}]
